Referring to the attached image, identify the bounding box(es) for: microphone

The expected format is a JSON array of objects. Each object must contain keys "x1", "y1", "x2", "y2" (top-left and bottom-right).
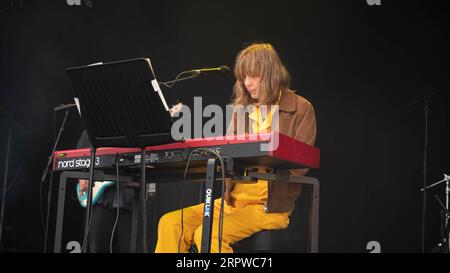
[
  {"x1": 188, "y1": 65, "x2": 231, "y2": 76},
  {"x1": 54, "y1": 103, "x2": 77, "y2": 112}
]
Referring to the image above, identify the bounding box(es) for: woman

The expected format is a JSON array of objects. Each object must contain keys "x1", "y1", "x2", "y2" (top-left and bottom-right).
[{"x1": 155, "y1": 43, "x2": 316, "y2": 253}]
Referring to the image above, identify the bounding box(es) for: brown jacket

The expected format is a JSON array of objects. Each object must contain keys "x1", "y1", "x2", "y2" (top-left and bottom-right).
[{"x1": 225, "y1": 90, "x2": 317, "y2": 213}]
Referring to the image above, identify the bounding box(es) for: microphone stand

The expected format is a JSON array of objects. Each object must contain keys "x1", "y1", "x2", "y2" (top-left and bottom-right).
[
  {"x1": 0, "y1": 105, "x2": 27, "y2": 251},
  {"x1": 421, "y1": 174, "x2": 450, "y2": 253},
  {"x1": 409, "y1": 91, "x2": 441, "y2": 253},
  {"x1": 0, "y1": 125, "x2": 12, "y2": 250},
  {"x1": 42, "y1": 106, "x2": 72, "y2": 253}
]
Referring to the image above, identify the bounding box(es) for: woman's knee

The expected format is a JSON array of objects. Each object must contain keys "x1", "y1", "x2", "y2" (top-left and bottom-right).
[{"x1": 158, "y1": 210, "x2": 180, "y2": 229}]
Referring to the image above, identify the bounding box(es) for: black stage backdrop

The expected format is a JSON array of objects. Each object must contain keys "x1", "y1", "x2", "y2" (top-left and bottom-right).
[{"x1": 0, "y1": 0, "x2": 449, "y2": 253}]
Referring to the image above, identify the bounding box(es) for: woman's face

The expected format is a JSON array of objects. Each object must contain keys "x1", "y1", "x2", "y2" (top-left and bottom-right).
[{"x1": 244, "y1": 75, "x2": 261, "y2": 100}]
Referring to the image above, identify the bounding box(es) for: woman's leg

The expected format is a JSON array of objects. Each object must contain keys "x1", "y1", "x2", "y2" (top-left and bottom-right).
[
  {"x1": 193, "y1": 202, "x2": 289, "y2": 253},
  {"x1": 154, "y1": 202, "x2": 204, "y2": 253}
]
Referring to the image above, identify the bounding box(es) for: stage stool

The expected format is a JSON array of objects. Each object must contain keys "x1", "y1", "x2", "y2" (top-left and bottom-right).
[
  {"x1": 231, "y1": 229, "x2": 291, "y2": 253},
  {"x1": 231, "y1": 182, "x2": 318, "y2": 253}
]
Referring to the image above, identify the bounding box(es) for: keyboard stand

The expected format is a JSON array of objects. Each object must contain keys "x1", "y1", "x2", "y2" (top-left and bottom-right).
[{"x1": 53, "y1": 160, "x2": 319, "y2": 253}]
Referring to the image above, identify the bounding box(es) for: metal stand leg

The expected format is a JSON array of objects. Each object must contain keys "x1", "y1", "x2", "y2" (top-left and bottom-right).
[
  {"x1": 445, "y1": 179, "x2": 449, "y2": 232},
  {"x1": 308, "y1": 181, "x2": 320, "y2": 253},
  {"x1": 200, "y1": 158, "x2": 217, "y2": 253},
  {"x1": 140, "y1": 149, "x2": 148, "y2": 253},
  {"x1": 53, "y1": 172, "x2": 68, "y2": 253},
  {"x1": 130, "y1": 189, "x2": 139, "y2": 253},
  {"x1": 43, "y1": 171, "x2": 54, "y2": 253}
]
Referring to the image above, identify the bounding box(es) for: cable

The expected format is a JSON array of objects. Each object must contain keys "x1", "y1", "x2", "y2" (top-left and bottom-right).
[
  {"x1": 42, "y1": 110, "x2": 65, "y2": 252},
  {"x1": 5, "y1": 165, "x2": 22, "y2": 191},
  {"x1": 39, "y1": 171, "x2": 45, "y2": 235},
  {"x1": 80, "y1": 196, "x2": 94, "y2": 253},
  {"x1": 110, "y1": 156, "x2": 122, "y2": 253},
  {"x1": 178, "y1": 150, "x2": 195, "y2": 253},
  {"x1": 40, "y1": 110, "x2": 57, "y2": 238},
  {"x1": 158, "y1": 71, "x2": 198, "y2": 89},
  {"x1": 80, "y1": 167, "x2": 96, "y2": 253}
]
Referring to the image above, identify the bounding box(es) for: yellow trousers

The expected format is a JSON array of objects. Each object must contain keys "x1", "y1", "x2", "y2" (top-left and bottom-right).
[{"x1": 154, "y1": 198, "x2": 290, "y2": 253}]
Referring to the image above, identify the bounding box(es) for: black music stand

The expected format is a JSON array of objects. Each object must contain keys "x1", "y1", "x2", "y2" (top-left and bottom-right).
[{"x1": 65, "y1": 58, "x2": 178, "y2": 253}]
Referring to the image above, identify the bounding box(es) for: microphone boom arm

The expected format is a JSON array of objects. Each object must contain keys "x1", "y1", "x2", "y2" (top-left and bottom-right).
[
  {"x1": 158, "y1": 65, "x2": 230, "y2": 89},
  {"x1": 158, "y1": 73, "x2": 200, "y2": 89}
]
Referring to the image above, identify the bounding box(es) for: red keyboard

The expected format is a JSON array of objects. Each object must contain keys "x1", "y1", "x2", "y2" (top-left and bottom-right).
[{"x1": 53, "y1": 132, "x2": 320, "y2": 171}]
